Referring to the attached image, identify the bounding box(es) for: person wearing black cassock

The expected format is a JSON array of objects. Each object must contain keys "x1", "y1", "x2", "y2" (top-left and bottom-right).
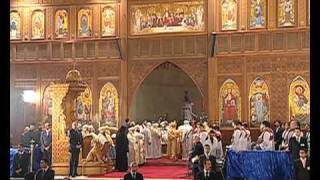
[
  {"x1": 190, "y1": 135, "x2": 204, "y2": 179},
  {"x1": 13, "y1": 144, "x2": 30, "y2": 177},
  {"x1": 294, "y1": 147, "x2": 310, "y2": 180},
  {"x1": 115, "y1": 125, "x2": 129, "y2": 171},
  {"x1": 68, "y1": 121, "x2": 83, "y2": 177},
  {"x1": 288, "y1": 127, "x2": 308, "y2": 160},
  {"x1": 35, "y1": 158, "x2": 55, "y2": 180}
]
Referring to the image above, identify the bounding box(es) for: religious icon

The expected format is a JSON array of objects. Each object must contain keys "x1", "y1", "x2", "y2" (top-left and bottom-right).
[
  {"x1": 289, "y1": 76, "x2": 310, "y2": 125},
  {"x1": 55, "y1": 9, "x2": 68, "y2": 38},
  {"x1": 99, "y1": 83, "x2": 119, "y2": 127},
  {"x1": 278, "y1": 0, "x2": 296, "y2": 27},
  {"x1": 249, "y1": 77, "x2": 270, "y2": 127},
  {"x1": 78, "y1": 8, "x2": 92, "y2": 37},
  {"x1": 221, "y1": 0, "x2": 238, "y2": 30},
  {"x1": 75, "y1": 87, "x2": 92, "y2": 122},
  {"x1": 42, "y1": 85, "x2": 53, "y2": 122},
  {"x1": 101, "y1": 6, "x2": 116, "y2": 36},
  {"x1": 249, "y1": 0, "x2": 266, "y2": 28},
  {"x1": 10, "y1": 11, "x2": 21, "y2": 40},
  {"x1": 219, "y1": 79, "x2": 241, "y2": 127},
  {"x1": 32, "y1": 10, "x2": 45, "y2": 39},
  {"x1": 130, "y1": 0, "x2": 205, "y2": 35}
]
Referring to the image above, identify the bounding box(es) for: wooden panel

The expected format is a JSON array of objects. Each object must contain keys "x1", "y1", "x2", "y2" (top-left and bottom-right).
[
  {"x1": 216, "y1": 36, "x2": 229, "y2": 53},
  {"x1": 98, "y1": 41, "x2": 109, "y2": 57},
  {"x1": 87, "y1": 41, "x2": 95, "y2": 57},
  {"x1": 52, "y1": 43, "x2": 61, "y2": 59},
  {"x1": 244, "y1": 34, "x2": 255, "y2": 51},
  {"x1": 272, "y1": 32, "x2": 284, "y2": 50},
  {"x1": 162, "y1": 39, "x2": 172, "y2": 56},
  {"x1": 185, "y1": 37, "x2": 195, "y2": 54},
  {"x1": 150, "y1": 39, "x2": 160, "y2": 56},
  {"x1": 140, "y1": 39, "x2": 150, "y2": 57},
  {"x1": 196, "y1": 36, "x2": 207, "y2": 55},
  {"x1": 231, "y1": 35, "x2": 242, "y2": 52},
  {"x1": 63, "y1": 43, "x2": 72, "y2": 58},
  {"x1": 287, "y1": 32, "x2": 299, "y2": 50},
  {"x1": 128, "y1": 39, "x2": 140, "y2": 58},
  {"x1": 75, "y1": 42, "x2": 84, "y2": 58},
  {"x1": 16, "y1": 44, "x2": 25, "y2": 60},
  {"x1": 38, "y1": 44, "x2": 48, "y2": 59},
  {"x1": 258, "y1": 33, "x2": 270, "y2": 51},
  {"x1": 173, "y1": 38, "x2": 183, "y2": 55},
  {"x1": 25, "y1": 44, "x2": 37, "y2": 59}
]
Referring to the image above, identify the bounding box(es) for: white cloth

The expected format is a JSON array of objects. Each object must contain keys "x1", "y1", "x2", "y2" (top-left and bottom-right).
[
  {"x1": 230, "y1": 129, "x2": 242, "y2": 151},
  {"x1": 178, "y1": 124, "x2": 193, "y2": 160},
  {"x1": 257, "y1": 131, "x2": 274, "y2": 150},
  {"x1": 150, "y1": 126, "x2": 162, "y2": 158},
  {"x1": 127, "y1": 132, "x2": 136, "y2": 165},
  {"x1": 204, "y1": 136, "x2": 222, "y2": 159},
  {"x1": 199, "y1": 131, "x2": 208, "y2": 145},
  {"x1": 142, "y1": 126, "x2": 152, "y2": 159}
]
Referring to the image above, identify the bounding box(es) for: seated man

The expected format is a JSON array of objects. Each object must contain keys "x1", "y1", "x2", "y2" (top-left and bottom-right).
[
  {"x1": 190, "y1": 136, "x2": 204, "y2": 179},
  {"x1": 13, "y1": 144, "x2": 30, "y2": 177},
  {"x1": 198, "y1": 144, "x2": 216, "y2": 172},
  {"x1": 197, "y1": 159, "x2": 217, "y2": 180},
  {"x1": 35, "y1": 158, "x2": 55, "y2": 180},
  {"x1": 124, "y1": 162, "x2": 144, "y2": 180},
  {"x1": 294, "y1": 147, "x2": 310, "y2": 180}
]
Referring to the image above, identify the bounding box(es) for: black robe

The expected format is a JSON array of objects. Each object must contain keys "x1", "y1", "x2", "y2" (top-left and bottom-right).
[
  {"x1": 115, "y1": 127, "x2": 129, "y2": 171},
  {"x1": 13, "y1": 151, "x2": 30, "y2": 177}
]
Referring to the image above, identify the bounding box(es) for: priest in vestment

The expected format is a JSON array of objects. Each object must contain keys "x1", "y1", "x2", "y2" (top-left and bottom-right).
[
  {"x1": 150, "y1": 123, "x2": 162, "y2": 159},
  {"x1": 142, "y1": 122, "x2": 152, "y2": 159},
  {"x1": 167, "y1": 122, "x2": 179, "y2": 160},
  {"x1": 178, "y1": 120, "x2": 193, "y2": 160},
  {"x1": 115, "y1": 126, "x2": 129, "y2": 171},
  {"x1": 134, "y1": 126, "x2": 145, "y2": 165},
  {"x1": 127, "y1": 127, "x2": 136, "y2": 165}
]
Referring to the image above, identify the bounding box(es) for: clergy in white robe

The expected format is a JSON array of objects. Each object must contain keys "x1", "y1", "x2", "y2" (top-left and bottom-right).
[
  {"x1": 178, "y1": 120, "x2": 193, "y2": 160},
  {"x1": 142, "y1": 122, "x2": 152, "y2": 159},
  {"x1": 205, "y1": 130, "x2": 223, "y2": 159},
  {"x1": 229, "y1": 120, "x2": 242, "y2": 152},
  {"x1": 255, "y1": 121, "x2": 274, "y2": 150},
  {"x1": 127, "y1": 127, "x2": 136, "y2": 165},
  {"x1": 150, "y1": 123, "x2": 162, "y2": 159},
  {"x1": 134, "y1": 126, "x2": 145, "y2": 165}
]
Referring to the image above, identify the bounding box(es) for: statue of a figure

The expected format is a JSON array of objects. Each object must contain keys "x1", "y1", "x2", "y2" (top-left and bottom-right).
[{"x1": 182, "y1": 91, "x2": 197, "y2": 122}]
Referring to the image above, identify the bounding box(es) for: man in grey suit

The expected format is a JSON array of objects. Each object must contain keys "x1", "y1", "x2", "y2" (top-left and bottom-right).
[{"x1": 40, "y1": 122, "x2": 52, "y2": 166}]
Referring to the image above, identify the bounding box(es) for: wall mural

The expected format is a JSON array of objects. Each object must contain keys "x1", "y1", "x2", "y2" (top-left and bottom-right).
[
  {"x1": 221, "y1": 0, "x2": 238, "y2": 31},
  {"x1": 10, "y1": 11, "x2": 22, "y2": 40},
  {"x1": 75, "y1": 86, "x2": 92, "y2": 122},
  {"x1": 31, "y1": 10, "x2": 45, "y2": 39},
  {"x1": 129, "y1": 0, "x2": 205, "y2": 35},
  {"x1": 78, "y1": 8, "x2": 92, "y2": 37},
  {"x1": 99, "y1": 82, "x2": 119, "y2": 128},
  {"x1": 249, "y1": 0, "x2": 267, "y2": 29},
  {"x1": 278, "y1": 0, "x2": 296, "y2": 27},
  {"x1": 55, "y1": 9, "x2": 68, "y2": 38},
  {"x1": 219, "y1": 79, "x2": 241, "y2": 127},
  {"x1": 42, "y1": 85, "x2": 53, "y2": 122},
  {"x1": 249, "y1": 77, "x2": 270, "y2": 127},
  {"x1": 101, "y1": 6, "x2": 116, "y2": 36},
  {"x1": 289, "y1": 76, "x2": 310, "y2": 125}
]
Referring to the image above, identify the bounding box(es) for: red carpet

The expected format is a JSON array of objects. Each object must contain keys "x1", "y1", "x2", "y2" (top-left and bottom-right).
[{"x1": 91, "y1": 158, "x2": 192, "y2": 179}]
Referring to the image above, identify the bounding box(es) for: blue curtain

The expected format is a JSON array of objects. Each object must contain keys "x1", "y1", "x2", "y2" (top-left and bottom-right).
[
  {"x1": 225, "y1": 150, "x2": 294, "y2": 180},
  {"x1": 10, "y1": 148, "x2": 18, "y2": 176}
]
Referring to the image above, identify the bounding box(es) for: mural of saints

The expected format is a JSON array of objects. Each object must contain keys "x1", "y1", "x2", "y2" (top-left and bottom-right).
[
  {"x1": 99, "y1": 83, "x2": 119, "y2": 127},
  {"x1": 32, "y1": 10, "x2": 45, "y2": 39},
  {"x1": 219, "y1": 79, "x2": 241, "y2": 127},
  {"x1": 42, "y1": 85, "x2": 53, "y2": 122},
  {"x1": 249, "y1": 77, "x2": 270, "y2": 126},
  {"x1": 78, "y1": 9, "x2": 92, "y2": 37},
  {"x1": 278, "y1": 0, "x2": 295, "y2": 27},
  {"x1": 221, "y1": 0, "x2": 238, "y2": 30},
  {"x1": 55, "y1": 9, "x2": 68, "y2": 38},
  {"x1": 289, "y1": 76, "x2": 310, "y2": 125},
  {"x1": 249, "y1": 0, "x2": 266, "y2": 28},
  {"x1": 130, "y1": 0, "x2": 205, "y2": 35},
  {"x1": 101, "y1": 6, "x2": 116, "y2": 36},
  {"x1": 75, "y1": 87, "x2": 92, "y2": 122},
  {"x1": 10, "y1": 11, "x2": 21, "y2": 40}
]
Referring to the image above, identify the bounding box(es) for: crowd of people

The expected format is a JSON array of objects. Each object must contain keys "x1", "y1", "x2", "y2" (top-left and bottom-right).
[{"x1": 11, "y1": 117, "x2": 310, "y2": 180}]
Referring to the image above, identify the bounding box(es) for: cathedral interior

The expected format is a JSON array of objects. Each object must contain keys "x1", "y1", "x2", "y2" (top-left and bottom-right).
[{"x1": 10, "y1": 0, "x2": 310, "y2": 178}]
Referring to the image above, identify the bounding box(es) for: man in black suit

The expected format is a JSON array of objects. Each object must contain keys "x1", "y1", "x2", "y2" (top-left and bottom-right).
[
  {"x1": 13, "y1": 144, "x2": 30, "y2": 177},
  {"x1": 190, "y1": 135, "x2": 204, "y2": 179},
  {"x1": 35, "y1": 158, "x2": 55, "y2": 180},
  {"x1": 294, "y1": 147, "x2": 310, "y2": 180},
  {"x1": 274, "y1": 120, "x2": 284, "y2": 150},
  {"x1": 198, "y1": 144, "x2": 216, "y2": 172},
  {"x1": 124, "y1": 162, "x2": 144, "y2": 180},
  {"x1": 288, "y1": 127, "x2": 308, "y2": 160},
  {"x1": 40, "y1": 122, "x2": 52, "y2": 165},
  {"x1": 68, "y1": 121, "x2": 83, "y2": 177},
  {"x1": 197, "y1": 159, "x2": 217, "y2": 180}
]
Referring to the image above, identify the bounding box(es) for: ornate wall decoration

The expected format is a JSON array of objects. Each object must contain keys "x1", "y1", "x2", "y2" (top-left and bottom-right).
[
  {"x1": 289, "y1": 76, "x2": 310, "y2": 125},
  {"x1": 75, "y1": 86, "x2": 92, "y2": 122},
  {"x1": 219, "y1": 79, "x2": 241, "y2": 127},
  {"x1": 249, "y1": 77, "x2": 270, "y2": 127},
  {"x1": 42, "y1": 85, "x2": 53, "y2": 122},
  {"x1": 221, "y1": 0, "x2": 238, "y2": 31},
  {"x1": 308, "y1": 0, "x2": 310, "y2": 25},
  {"x1": 278, "y1": 0, "x2": 296, "y2": 27},
  {"x1": 31, "y1": 10, "x2": 45, "y2": 39},
  {"x1": 129, "y1": 0, "x2": 205, "y2": 35},
  {"x1": 249, "y1": 0, "x2": 267, "y2": 29},
  {"x1": 101, "y1": 6, "x2": 116, "y2": 37},
  {"x1": 78, "y1": 8, "x2": 92, "y2": 37},
  {"x1": 99, "y1": 82, "x2": 119, "y2": 128},
  {"x1": 55, "y1": 9, "x2": 68, "y2": 38},
  {"x1": 10, "y1": 11, "x2": 22, "y2": 40}
]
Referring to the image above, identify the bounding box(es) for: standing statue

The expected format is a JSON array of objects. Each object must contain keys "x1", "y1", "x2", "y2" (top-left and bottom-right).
[{"x1": 182, "y1": 91, "x2": 197, "y2": 122}]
